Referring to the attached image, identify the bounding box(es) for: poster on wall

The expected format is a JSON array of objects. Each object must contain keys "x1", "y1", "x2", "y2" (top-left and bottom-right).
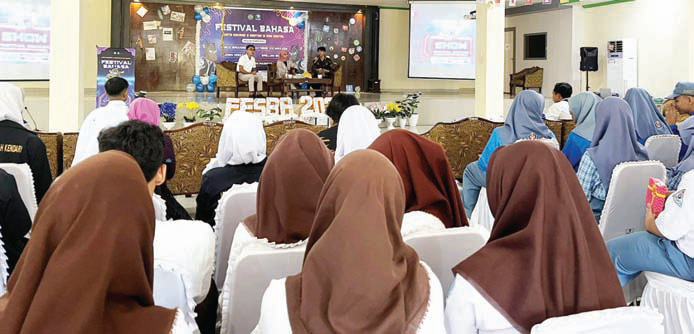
[
  {"x1": 96, "y1": 47, "x2": 136, "y2": 108},
  {"x1": 199, "y1": 7, "x2": 307, "y2": 76}
]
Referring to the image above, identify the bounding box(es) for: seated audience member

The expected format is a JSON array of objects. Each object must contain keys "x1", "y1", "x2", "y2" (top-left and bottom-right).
[
  {"x1": 0, "y1": 83, "x2": 52, "y2": 202},
  {"x1": 196, "y1": 111, "x2": 266, "y2": 225},
  {"x1": 254, "y1": 150, "x2": 444, "y2": 333},
  {"x1": 0, "y1": 170, "x2": 31, "y2": 276},
  {"x1": 276, "y1": 50, "x2": 298, "y2": 79},
  {"x1": 664, "y1": 82, "x2": 694, "y2": 159},
  {"x1": 608, "y1": 170, "x2": 694, "y2": 286},
  {"x1": 317, "y1": 93, "x2": 360, "y2": 151},
  {"x1": 544, "y1": 82, "x2": 573, "y2": 121},
  {"x1": 311, "y1": 47, "x2": 333, "y2": 97},
  {"x1": 562, "y1": 92, "x2": 601, "y2": 170},
  {"x1": 668, "y1": 139, "x2": 694, "y2": 190},
  {"x1": 446, "y1": 141, "x2": 625, "y2": 333},
  {"x1": 334, "y1": 105, "x2": 381, "y2": 161},
  {"x1": 369, "y1": 129, "x2": 468, "y2": 234},
  {"x1": 625, "y1": 87, "x2": 672, "y2": 144},
  {"x1": 0, "y1": 151, "x2": 194, "y2": 333},
  {"x1": 462, "y1": 90, "x2": 557, "y2": 218},
  {"x1": 237, "y1": 45, "x2": 264, "y2": 98},
  {"x1": 577, "y1": 97, "x2": 648, "y2": 223},
  {"x1": 73, "y1": 77, "x2": 130, "y2": 165},
  {"x1": 127, "y1": 98, "x2": 190, "y2": 220}
]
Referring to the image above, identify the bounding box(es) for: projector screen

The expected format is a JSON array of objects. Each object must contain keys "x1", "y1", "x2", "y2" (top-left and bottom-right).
[
  {"x1": 409, "y1": 1, "x2": 477, "y2": 80},
  {"x1": 0, "y1": 0, "x2": 51, "y2": 81}
]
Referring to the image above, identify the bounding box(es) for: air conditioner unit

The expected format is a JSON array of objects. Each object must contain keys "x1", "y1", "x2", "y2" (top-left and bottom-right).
[{"x1": 606, "y1": 39, "x2": 637, "y2": 97}]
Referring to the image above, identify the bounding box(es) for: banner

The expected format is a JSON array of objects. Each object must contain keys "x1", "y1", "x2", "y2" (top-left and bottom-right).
[
  {"x1": 0, "y1": 0, "x2": 51, "y2": 80},
  {"x1": 96, "y1": 48, "x2": 136, "y2": 108},
  {"x1": 199, "y1": 7, "x2": 307, "y2": 74}
]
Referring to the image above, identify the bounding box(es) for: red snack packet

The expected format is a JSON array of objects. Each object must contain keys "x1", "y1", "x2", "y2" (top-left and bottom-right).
[{"x1": 647, "y1": 177, "x2": 667, "y2": 215}]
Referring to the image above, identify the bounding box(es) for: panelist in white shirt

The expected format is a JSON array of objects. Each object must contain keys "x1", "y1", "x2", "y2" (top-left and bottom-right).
[{"x1": 237, "y1": 45, "x2": 264, "y2": 98}]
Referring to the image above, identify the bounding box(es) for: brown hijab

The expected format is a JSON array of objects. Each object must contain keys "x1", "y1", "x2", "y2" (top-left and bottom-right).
[
  {"x1": 286, "y1": 150, "x2": 429, "y2": 333},
  {"x1": 452, "y1": 141, "x2": 625, "y2": 333},
  {"x1": 0, "y1": 151, "x2": 176, "y2": 334},
  {"x1": 244, "y1": 129, "x2": 334, "y2": 244},
  {"x1": 369, "y1": 129, "x2": 468, "y2": 228}
]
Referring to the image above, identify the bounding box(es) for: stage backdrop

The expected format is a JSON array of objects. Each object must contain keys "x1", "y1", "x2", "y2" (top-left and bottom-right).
[{"x1": 129, "y1": 2, "x2": 364, "y2": 92}]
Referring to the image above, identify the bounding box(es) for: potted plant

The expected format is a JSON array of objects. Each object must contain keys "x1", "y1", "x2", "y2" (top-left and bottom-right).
[
  {"x1": 397, "y1": 92, "x2": 422, "y2": 128},
  {"x1": 198, "y1": 106, "x2": 223, "y2": 123},
  {"x1": 369, "y1": 105, "x2": 386, "y2": 128},
  {"x1": 385, "y1": 103, "x2": 400, "y2": 130},
  {"x1": 159, "y1": 102, "x2": 177, "y2": 130},
  {"x1": 183, "y1": 113, "x2": 196, "y2": 127}
]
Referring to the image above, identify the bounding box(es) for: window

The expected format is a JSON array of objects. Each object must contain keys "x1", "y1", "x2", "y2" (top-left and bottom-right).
[{"x1": 524, "y1": 33, "x2": 547, "y2": 60}]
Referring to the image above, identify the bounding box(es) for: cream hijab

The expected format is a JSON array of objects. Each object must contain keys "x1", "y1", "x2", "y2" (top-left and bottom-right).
[
  {"x1": 0, "y1": 83, "x2": 25, "y2": 124},
  {"x1": 203, "y1": 111, "x2": 267, "y2": 174},
  {"x1": 335, "y1": 105, "x2": 380, "y2": 161}
]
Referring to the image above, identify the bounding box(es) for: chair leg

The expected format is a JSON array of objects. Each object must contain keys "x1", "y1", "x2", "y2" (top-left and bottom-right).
[
  {"x1": 235, "y1": 87, "x2": 239, "y2": 98},
  {"x1": 216, "y1": 87, "x2": 220, "y2": 99}
]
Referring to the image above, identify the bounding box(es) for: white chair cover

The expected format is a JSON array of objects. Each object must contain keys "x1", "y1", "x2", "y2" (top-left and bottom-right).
[
  {"x1": 403, "y1": 226, "x2": 487, "y2": 295},
  {"x1": 642, "y1": 271, "x2": 694, "y2": 334},
  {"x1": 0, "y1": 163, "x2": 37, "y2": 222},
  {"x1": 220, "y1": 244, "x2": 305, "y2": 334},
  {"x1": 214, "y1": 182, "x2": 258, "y2": 289},
  {"x1": 530, "y1": 306, "x2": 664, "y2": 334},
  {"x1": 600, "y1": 161, "x2": 666, "y2": 241},
  {"x1": 154, "y1": 220, "x2": 215, "y2": 304},
  {"x1": 153, "y1": 261, "x2": 199, "y2": 331},
  {"x1": 470, "y1": 188, "x2": 493, "y2": 237},
  {"x1": 645, "y1": 135, "x2": 681, "y2": 168},
  {"x1": 514, "y1": 137, "x2": 560, "y2": 150},
  {"x1": 153, "y1": 193, "x2": 167, "y2": 222},
  {"x1": 0, "y1": 226, "x2": 6, "y2": 295}
]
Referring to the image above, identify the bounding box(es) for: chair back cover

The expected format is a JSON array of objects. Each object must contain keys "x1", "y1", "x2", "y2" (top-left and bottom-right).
[
  {"x1": 643, "y1": 271, "x2": 694, "y2": 334},
  {"x1": 153, "y1": 262, "x2": 199, "y2": 331},
  {"x1": 531, "y1": 306, "x2": 664, "y2": 334},
  {"x1": 0, "y1": 163, "x2": 37, "y2": 221},
  {"x1": 645, "y1": 135, "x2": 681, "y2": 168}
]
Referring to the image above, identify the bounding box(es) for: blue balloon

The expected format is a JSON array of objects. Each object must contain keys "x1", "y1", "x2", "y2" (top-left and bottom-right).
[
  {"x1": 204, "y1": 7, "x2": 210, "y2": 14},
  {"x1": 293, "y1": 12, "x2": 303, "y2": 18},
  {"x1": 207, "y1": 84, "x2": 215, "y2": 92},
  {"x1": 297, "y1": 21, "x2": 305, "y2": 30},
  {"x1": 192, "y1": 75, "x2": 201, "y2": 85},
  {"x1": 194, "y1": 13, "x2": 202, "y2": 21},
  {"x1": 209, "y1": 75, "x2": 217, "y2": 84},
  {"x1": 196, "y1": 83, "x2": 205, "y2": 92}
]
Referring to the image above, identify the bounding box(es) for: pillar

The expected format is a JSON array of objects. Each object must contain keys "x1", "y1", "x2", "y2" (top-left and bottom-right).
[{"x1": 474, "y1": 1, "x2": 505, "y2": 120}]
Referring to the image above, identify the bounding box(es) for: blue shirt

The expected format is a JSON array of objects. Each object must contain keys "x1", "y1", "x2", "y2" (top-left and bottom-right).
[
  {"x1": 562, "y1": 132, "x2": 592, "y2": 171},
  {"x1": 577, "y1": 152, "x2": 607, "y2": 201},
  {"x1": 478, "y1": 128, "x2": 557, "y2": 172}
]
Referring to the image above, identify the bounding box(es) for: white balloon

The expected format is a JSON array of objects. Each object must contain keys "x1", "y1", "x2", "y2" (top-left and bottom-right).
[
  {"x1": 186, "y1": 84, "x2": 196, "y2": 93},
  {"x1": 194, "y1": 5, "x2": 204, "y2": 13},
  {"x1": 200, "y1": 76, "x2": 210, "y2": 85},
  {"x1": 202, "y1": 14, "x2": 211, "y2": 23}
]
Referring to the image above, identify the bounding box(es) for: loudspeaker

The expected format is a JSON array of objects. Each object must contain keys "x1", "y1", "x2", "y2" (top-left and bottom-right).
[{"x1": 580, "y1": 47, "x2": 599, "y2": 72}]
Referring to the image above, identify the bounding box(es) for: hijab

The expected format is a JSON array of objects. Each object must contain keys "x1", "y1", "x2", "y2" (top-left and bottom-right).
[
  {"x1": 203, "y1": 111, "x2": 267, "y2": 175},
  {"x1": 452, "y1": 141, "x2": 625, "y2": 333},
  {"x1": 569, "y1": 92, "x2": 601, "y2": 140},
  {"x1": 587, "y1": 97, "x2": 648, "y2": 187},
  {"x1": 285, "y1": 150, "x2": 429, "y2": 333},
  {"x1": 369, "y1": 129, "x2": 468, "y2": 228},
  {"x1": 497, "y1": 90, "x2": 553, "y2": 145},
  {"x1": 624, "y1": 87, "x2": 672, "y2": 143},
  {"x1": 279, "y1": 51, "x2": 290, "y2": 62},
  {"x1": 674, "y1": 135, "x2": 694, "y2": 176},
  {"x1": 243, "y1": 129, "x2": 334, "y2": 244},
  {"x1": 678, "y1": 116, "x2": 694, "y2": 148},
  {"x1": 0, "y1": 151, "x2": 176, "y2": 333},
  {"x1": 0, "y1": 83, "x2": 24, "y2": 125},
  {"x1": 335, "y1": 105, "x2": 381, "y2": 161},
  {"x1": 127, "y1": 98, "x2": 161, "y2": 126}
]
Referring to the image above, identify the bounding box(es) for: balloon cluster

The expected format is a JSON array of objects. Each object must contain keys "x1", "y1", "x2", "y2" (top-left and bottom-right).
[
  {"x1": 192, "y1": 75, "x2": 218, "y2": 93},
  {"x1": 194, "y1": 5, "x2": 211, "y2": 23}
]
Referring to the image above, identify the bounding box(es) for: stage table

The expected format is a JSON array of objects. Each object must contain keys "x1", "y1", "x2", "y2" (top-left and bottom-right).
[{"x1": 282, "y1": 78, "x2": 332, "y2": 97}]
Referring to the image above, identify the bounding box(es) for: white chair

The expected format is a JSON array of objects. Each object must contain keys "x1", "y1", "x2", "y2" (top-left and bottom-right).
[
  {"x1": 0, "y1": 228, "x2": 6, "y2": 295},
  {"x1": 152, "y1": 193, "x2": 167, "y2": 222},
  {"x1": 515, "y1": 137, "x2": 561, "y2": 150},
  {"x1": 530, "y1": 306, "x2": 664, "y2": 333},
  {"x1": 0, "y1": 163, "x2": 37, "y2": 221},
  {"x1": 220, "y1": 245, "x2": 305, "y2": 334},
  {"x1": 470, "y1": 188, "x2": 493, "y2": 236},
  {"x1": 600, "y1": 161, "x2": 666, "y2": 241},
  {"x1": 642, "y1": 271, "x2": 694, "y2": 334},
  {"x1": 153, "y1": 262, "x2": 199, "y2": 331},
  {"x1": 645, "y1": 135, "x2": 681, "y2": 168},
  {"x1": 214, "y1": 182, "x2": 258, "y2": 289},
  {"x1": 404, "y1": 226, "x2": 487, "y2": 295},
  {"x1": 154, "y1": 220, "x2": 215, "y2": 304}
]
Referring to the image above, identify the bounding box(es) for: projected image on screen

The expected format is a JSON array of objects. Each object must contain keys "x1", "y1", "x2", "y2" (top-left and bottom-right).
[
  {"x1": 0, "y1": 0, "x2": 50, "y2": 81},
  {"x1": 409, "y1": 2, "x2": 477, "y2": 80}
]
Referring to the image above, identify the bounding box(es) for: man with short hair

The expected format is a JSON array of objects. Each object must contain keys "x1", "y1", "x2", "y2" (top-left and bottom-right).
[
  {"x1": 544, "y1": 82, "x2": 573, "y2": 121},
  {"x1": 311, "y1": 46, "x2": 333, "y2": 97},
  {"x1": 72, "y1": 77, "x2": 130, "y2": 165},
  {"x1": 237, "y1": 45, "x2": 265, "y2": 98},
  {"x1": 664, "y1": 82, "x2": 694, "y2": 159}
]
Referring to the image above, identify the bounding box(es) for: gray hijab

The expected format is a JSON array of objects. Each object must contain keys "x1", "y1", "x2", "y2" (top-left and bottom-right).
[
  {"x1": 497, "y1": 90, "x2": 553, "y2": 145},
  {"x1": 675, "y1": 136, "x2": 694, "y2": 176},
  {"x1": 587, "y1": 97, "x2": 648, "y2": 187},
  {"x1": 569, "y1": 92, "x2": 601, "y2": 140},
  {"x1": 624, "y1": 88, "x2": 672, "y2": 143}
]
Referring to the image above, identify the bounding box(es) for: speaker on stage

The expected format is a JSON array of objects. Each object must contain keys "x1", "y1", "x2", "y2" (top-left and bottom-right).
[{"x1": 580, "y1": 47, "x2": 599, "y2": 72}]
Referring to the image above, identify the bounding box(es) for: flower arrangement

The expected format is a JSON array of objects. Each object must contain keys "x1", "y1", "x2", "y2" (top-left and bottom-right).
[
  {"x1": 369, "y1": 104, "x2": 385, "y2": 120},
  {"x1": 396, "y1": 92, "x2": 423, "y2": 118},
  {"x1": 183, "y1": 113, "x2": 196, "y2": 123},
  {"x1": 159, "y1": 103, "x2": 177, "y2": 122},
  {"x1": 198, "y1": 107, "x2": 223, "y2": 122},
  {"x1": 177, "y1": 102, "x2": 200, "y2": 111},
  {"x1": 385, "y1": 102, "x2": 402, "y2": 118}
]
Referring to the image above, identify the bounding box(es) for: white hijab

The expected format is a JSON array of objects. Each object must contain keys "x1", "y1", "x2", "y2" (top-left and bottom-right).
[
  {"x1": 0, "y1": 83, "x2": 25, "y2": 124},
  {"x1": 203, "y1": 111, "x2": 266, "y2": 175},
  {"x1": 335, "y1": 105, "x2": 381, "y2": 161}
]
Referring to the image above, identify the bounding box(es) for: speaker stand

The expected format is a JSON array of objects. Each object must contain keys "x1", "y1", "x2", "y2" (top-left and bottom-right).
[{"x1": 585, "y1": 71, "x2": 590, "y2": 92}]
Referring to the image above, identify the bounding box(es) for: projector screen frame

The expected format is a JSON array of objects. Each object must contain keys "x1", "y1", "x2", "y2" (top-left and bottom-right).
[{"x1": 407, "y1": 0, "x2": 477, "y2": 81}]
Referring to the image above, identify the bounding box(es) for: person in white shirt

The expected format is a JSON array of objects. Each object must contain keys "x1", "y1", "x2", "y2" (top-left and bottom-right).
[
  {"x1": 253, "y1": 150, "x2": 445, "y2": 334},
  {"x1": 72, "y1": 77, "x2": 129, "y2": 165},
  {"x1": 544, "y1": 82, "x2": 573, "y2": 121},
  {"x1": 237, "y1": 45, "x2": 264, "y2": 98},
  {"x1": 607, "y1": 170, "x2": 694, "y2": 285}
]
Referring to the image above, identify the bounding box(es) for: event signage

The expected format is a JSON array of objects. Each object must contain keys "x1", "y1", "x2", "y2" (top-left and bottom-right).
[
  {"x1": 226, "y1": 96, "x2": 331, "y2": 125},
  {"x1": 96, "y1": 47, "x2": 136, "y2": 108}
]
